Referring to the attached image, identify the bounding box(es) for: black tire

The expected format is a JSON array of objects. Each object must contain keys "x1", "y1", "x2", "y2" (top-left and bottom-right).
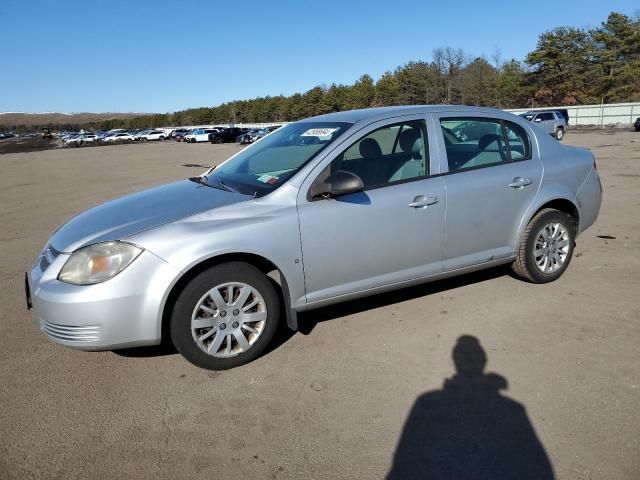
[
  {"x1": 512, "y1": 208, "x2": 575, "y2": 283},
  {"x1": 555, "y1": 128, "x2": 565, "y2": 140},
  {"x1": 170, "y1": 262, "x2": 281, "y2": 370},
  {"x1": 159, "y1": 136, "x2": 165, "y2": 141}
]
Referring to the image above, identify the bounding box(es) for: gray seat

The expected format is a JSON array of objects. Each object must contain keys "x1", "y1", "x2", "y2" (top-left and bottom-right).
[
  {"x1": 352, "y1": 138, "x2": 385, "y2": 186},
  {"x1": 389, "y1": 136, "x2": 426, "y2": 182},
  {"x1": 398, "y1": 129, "x2": 420, "y2": 155},
  {"x1": 462, "y1": 134, "x2": 507, "y2": 168}
]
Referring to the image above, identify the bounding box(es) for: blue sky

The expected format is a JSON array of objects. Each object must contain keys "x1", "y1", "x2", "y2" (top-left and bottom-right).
[{"x1": 1, "y1": 0, "x2": 637, "y2": 113}]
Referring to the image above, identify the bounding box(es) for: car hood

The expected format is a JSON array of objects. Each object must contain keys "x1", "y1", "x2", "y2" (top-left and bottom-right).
[{"x1": 49, "y1": 179, "x2": 250, "y2": 253}]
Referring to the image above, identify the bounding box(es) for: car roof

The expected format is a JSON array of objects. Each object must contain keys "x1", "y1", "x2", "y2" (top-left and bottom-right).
[{"x1": 303, "y1": 105, "x2": 516, "y2": 125}]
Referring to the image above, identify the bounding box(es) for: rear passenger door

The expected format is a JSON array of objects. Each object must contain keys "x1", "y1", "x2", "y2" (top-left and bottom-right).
[{"x1": 436, "y1": 116, "x2": 542, "y2": 270}]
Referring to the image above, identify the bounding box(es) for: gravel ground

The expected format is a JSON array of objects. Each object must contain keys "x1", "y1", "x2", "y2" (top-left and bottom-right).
[{"x1": 0, "y1": 132, "x2": 639, "y2": 480}]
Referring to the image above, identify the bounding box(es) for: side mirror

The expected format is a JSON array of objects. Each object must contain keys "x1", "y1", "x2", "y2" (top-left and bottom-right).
[
  {"x1": 309, "y1": 170, "x2": 364, "y2": 200},
  {"x1": 534, "y1": 117, "x2": 542, "y2": 123}
]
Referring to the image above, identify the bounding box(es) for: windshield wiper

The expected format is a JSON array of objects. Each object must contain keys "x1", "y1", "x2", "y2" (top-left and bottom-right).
[
  {"x1": 217, "y1": 178, "x2": 238, "y2": 193},
  {"x1": 188, "y1": 174, "x2": 234, "y2": 193},
  {"x1": 189, "y1": 175, "x2": 206, "y2": 185}
]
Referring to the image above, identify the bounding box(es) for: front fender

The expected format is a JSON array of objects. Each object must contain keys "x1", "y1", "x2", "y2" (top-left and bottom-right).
[{"x1": 128, "y1": 198, "x2": 306, "y2": 333}]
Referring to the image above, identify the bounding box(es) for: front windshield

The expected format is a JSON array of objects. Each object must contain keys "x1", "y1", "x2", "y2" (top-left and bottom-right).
[{"x1": 208, "y1": 121, "x2": 351, "y2": 197}]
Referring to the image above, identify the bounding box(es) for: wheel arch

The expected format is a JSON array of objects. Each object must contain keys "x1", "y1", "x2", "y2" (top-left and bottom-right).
[
  {"x1": 159, "y1": 252, "x2": 298, "y2": 346},
  {"x1": 518, "y1": 196, "x2": 580, "y2": 247}
]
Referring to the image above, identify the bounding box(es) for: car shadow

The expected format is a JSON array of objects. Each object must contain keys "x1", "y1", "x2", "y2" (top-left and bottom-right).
[
  {"x1": 298, "y1": 265, "x2": 512, "y2": 335},
  {"x1": 387, "y1": 335, "x2": 555, "y2": 479},
  {"x1": 113, "y1": 265, "x2": 512, "y2": 359},
  {"x1": 113, "y1": 342, "x2": 177, "y2": 358}
]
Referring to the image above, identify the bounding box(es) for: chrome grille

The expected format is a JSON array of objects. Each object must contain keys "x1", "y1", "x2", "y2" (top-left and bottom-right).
[
  {"x1": 39, "y1": 245, "x2": 61, "y2": 271},
  {"x1": 39, "y1": 320, "x2": 100, "y2": 342}
]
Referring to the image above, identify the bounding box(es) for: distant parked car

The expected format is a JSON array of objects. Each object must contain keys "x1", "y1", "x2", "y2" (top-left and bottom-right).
[
  {"x1": 174, "y1": 130, "x2": 192, "y2": 142},
  {"x1": 237, "y1": 129, "x2": 259, "y2": 144},
  {"x1": 132, "y1": 129, "x2": 151, "y2": 141},
  {"x1": 63, "y1": 134, "x2": 98, "y2": 146},
  {"x1": 171, "y1": 129, "x2": 190, "y2": 140},
  {"x1": 0, "y1": 132, "x2": 14, "y2": 140},
  {"x1": 634, "y1": 117, "x2": 640, "y2": 132},
  {"x1": 102, "y1": 132, "x2": 134, "y2": 143},
  {"x1": 185, "y1": 128, "x2": 219, "y2": 143},
  {"x1": 250, "y1": 126, "x2": 281, "y2": 143},
  {"x1": 209, "y1": 127, "x2": 246, "y2": 144},
  {"x1": 450, "y1": 121, "x2": 501, "y2": 141},
  {"x1": 139, "y1": 130, "x2": 167, "y2": 142},
  {"x1": 26, "y1": 106, "x2": 602, "y2": 370},
  {"x1": 519, "y1": 111, "x2": 568, "y2": 140}
]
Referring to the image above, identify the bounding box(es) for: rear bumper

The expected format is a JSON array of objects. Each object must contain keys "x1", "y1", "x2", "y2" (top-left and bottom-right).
[
  {"x1": 576, "y1": 166, "x2": 602, "y2": 234},
  {"x1": 28, "y1": 249, "x2": 181, "y2": 350}
]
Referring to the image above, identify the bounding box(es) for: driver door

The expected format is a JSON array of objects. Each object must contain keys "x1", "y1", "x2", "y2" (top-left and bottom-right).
[{"x1": 296, "y1": 116, "x2": 446, "y2": 305}]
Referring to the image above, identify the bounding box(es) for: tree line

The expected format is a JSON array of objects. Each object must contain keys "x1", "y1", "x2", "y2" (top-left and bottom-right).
[{"x1": 3, "y1": 11, "x2": 639, "y2": 132}]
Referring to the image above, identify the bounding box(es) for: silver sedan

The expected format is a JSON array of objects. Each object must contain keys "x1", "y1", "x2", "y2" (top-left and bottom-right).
[{"x1": 26, "y1": 106, "x2": 602, "y2": 370}]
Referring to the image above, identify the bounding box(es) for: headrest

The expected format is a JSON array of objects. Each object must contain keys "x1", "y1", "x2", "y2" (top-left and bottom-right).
[
  {"x1": 399, "y1": 129, "x2": 420, "y2": 152},
  {"x1": 411, "y1": 138, "x2": 424, "y2": 160},
  {"x1": 359, "y1": 138, "x2": 382, "y2": 159},
  {"x1": 478, "y1": 134, "x2": 503, "y2": 151}
]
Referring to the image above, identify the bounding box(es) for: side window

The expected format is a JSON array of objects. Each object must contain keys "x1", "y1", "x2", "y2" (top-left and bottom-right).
[
  {"x1": 440, "y1": 118, "x2": 508, "y2": 172},
  {"x1": 504, "y1": 121, "x2": 531, "y2": 160},
  {"x1": 329, "y1": 120, "x2": 429, "y2": 189}
]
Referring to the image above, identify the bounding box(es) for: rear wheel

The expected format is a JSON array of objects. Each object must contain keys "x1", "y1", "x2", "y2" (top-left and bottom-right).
[
  {"x1": 170, "y1": 262, "x2": 281, "y2": 370},
  {"x1": 555, "y1": 128, "x2": 565, "y2": 140},
  {"x1": 512, "y1": 208, "x2": 575, "y2": 283}
]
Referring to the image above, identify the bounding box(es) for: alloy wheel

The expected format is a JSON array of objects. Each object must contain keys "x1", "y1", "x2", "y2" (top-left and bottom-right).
[
  {"x1": 533, "y1": 222, "x2": 570, "y2": 274},
  {"x1": 191, "y1": 282, "x2": 267, "y2": 358}
]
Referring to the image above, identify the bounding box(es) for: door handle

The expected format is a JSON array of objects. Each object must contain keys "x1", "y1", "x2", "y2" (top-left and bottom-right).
[
  {"x1": 408, "y1": 195, "x2": 439, "y2": 208},
  {"x1": 509, "y1": 177, "x2": 532, "y2": 188}
]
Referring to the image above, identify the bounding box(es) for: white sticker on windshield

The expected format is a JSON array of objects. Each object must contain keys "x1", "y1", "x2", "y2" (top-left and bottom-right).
[{"x1": 301, "y1": 128, "x2": 339, "y2": 137}]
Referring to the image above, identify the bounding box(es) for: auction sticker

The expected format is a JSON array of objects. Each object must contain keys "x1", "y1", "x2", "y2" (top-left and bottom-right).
[
  {"x1": 257, "y1": 174, "x2": 279, "y2": 184},
  {"x1": 301, "y1": 128, "x2": 338, "y2": 137}
]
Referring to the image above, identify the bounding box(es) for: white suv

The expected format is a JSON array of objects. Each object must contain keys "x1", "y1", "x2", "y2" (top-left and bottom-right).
[
  {"x1": 139, "y1": 130, "x2": 166, "y2": 142},
  {"x1": 185, "y1": 128, "x2": 219, "y2": 143}
]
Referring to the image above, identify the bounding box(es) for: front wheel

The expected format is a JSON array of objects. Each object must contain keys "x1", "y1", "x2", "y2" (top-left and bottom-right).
[
  {"x1": 170, "y1": 262, "x2": 281, "y2": 370},
  {"x1": 512, "y1": 208, "x2": 575, "y2": 283},
  {"x1": 555, "y1": 128, "x2": 565, "y2": 140}
]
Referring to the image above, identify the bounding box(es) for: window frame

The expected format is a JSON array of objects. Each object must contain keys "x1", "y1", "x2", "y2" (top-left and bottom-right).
[
  {"x1": 438, "y1": 116, "x2": 532, "y2": 176},
  {"x1": 307, "y1": 118, "x2": 431, "y2": 199}
]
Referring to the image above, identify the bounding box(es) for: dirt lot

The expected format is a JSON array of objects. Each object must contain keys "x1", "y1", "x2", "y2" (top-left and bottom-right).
[{"x1": 1, "y1": 133, "x2": 639, "y2": 479}]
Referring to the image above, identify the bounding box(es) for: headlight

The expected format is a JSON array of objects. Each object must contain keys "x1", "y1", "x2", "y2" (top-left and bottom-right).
[{"x1": 58, "y1": 241, "x2": 143, "y2": 285}]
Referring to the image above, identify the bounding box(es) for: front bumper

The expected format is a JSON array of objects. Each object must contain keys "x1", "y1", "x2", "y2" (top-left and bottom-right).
[{"x1": 28, "y1": 248, "x2": 181, "y2": 350}]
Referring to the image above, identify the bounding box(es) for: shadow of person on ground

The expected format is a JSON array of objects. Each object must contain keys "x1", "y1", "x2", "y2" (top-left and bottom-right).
[{"x1": 388, "y1": 335, "x2": 554, "y2": 480}]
